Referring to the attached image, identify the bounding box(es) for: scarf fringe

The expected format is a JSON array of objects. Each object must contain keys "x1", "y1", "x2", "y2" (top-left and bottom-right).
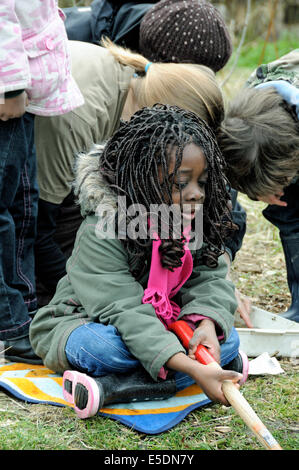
[{"x1": 143, "y1": 288, "x2": 180, "y2": 325}]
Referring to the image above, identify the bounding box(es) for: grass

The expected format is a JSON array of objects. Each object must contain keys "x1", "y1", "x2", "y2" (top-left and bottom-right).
[
  {"x1": 217, "y1": 31, "x2": 299, "y2": 105},
  {"x1": 0, "y1": 360, "x2": 298, "y2": 451},
  {"x1": 228, "y1": 31, "x2": 299, "y2": 70}
]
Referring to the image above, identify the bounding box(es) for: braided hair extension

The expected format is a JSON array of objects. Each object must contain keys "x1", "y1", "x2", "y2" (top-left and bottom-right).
[{"x1": 100, "y1": 104, "x2": 236, "y2": 274}]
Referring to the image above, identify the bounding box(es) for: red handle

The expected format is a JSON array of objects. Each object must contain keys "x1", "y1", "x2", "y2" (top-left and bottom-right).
[{"x1": 169, "y1": 320, "x2": 217, "y2": 366}]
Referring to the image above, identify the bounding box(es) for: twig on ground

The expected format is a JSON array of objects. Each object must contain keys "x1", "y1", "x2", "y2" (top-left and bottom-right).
[
  {"x1": 7, "y1": 396, "x2": 30, "y2": 412},
  {"x1": 191, "y1": 415, "x2": 233, "y2": 428}
]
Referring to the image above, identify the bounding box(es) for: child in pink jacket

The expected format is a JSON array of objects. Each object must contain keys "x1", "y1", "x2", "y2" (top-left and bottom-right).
[{"x1": 0, "y1": 0, "x2": 83, "y2": 364}]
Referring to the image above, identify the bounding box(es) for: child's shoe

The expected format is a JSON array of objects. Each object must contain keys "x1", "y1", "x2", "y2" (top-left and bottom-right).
[
  {"x1": 63, "y1": 370, "x2": 86, "y2": 404},
  {"x1": 3, "y1": 334, "x2": 43, "y2": 365},
  {"x1": 223, "y1": 350, "x2": 249, "y2": 385},
  {"x1": 63, "y1": 367, "x2": 177, "y2": 419}
]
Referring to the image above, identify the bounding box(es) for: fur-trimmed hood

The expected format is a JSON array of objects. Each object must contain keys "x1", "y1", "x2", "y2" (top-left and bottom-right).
[{"x1": 73, "y1": 143, "x2": 117, "y2": 217}]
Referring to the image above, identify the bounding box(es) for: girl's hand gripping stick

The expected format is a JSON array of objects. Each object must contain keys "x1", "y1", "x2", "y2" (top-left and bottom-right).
[{"x1": 169, "y1": 320, "x2": 282, "y2": 450}]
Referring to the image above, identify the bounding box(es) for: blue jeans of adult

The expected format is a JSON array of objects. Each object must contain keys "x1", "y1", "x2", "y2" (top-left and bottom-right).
[
  {"x1": 65, "y1": 323, "x2": 240, "y2": 392},
  {"x1": 0, "y1": 113, "x2": 38, "y2": 341}
]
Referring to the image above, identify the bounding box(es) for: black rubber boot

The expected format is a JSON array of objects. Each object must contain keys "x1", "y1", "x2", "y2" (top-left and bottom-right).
[
  {"x1": 279, "y1": 235, "x2": 299, "y2": 323},
  {"x1": 65, "y1": 367, "x2": 177, "y2": 418},
  {"x1": 223, "y1": 354, "x2": 243, "y2": 373},
  {"x1": 77, "y1": 368, "x2": 176, "y2": 409},
  {"x1": 222, "y1": 350, "x2": 249, "y2": 385},
  {"x1": 3, "y1": 334, "x2": 43, "y2": 365}
]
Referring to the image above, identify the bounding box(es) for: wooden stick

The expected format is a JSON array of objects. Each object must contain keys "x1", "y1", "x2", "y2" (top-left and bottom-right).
[
  {"x1": 202, "y1": 361, "x2": 282, "y2": 450},
  {"x1": 169, "y1": 320, "x2": 283, "y2": 450},
  {"x1": 222, "y1": 380, "x2": 282, "y2": 450}
]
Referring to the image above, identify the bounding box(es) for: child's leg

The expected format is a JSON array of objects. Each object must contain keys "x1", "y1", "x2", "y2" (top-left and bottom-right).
[
  {"x1": 65, "y1": 323, "x2": 243, "y2": 389},
  {"x1": 63, "y1": 324, "x2": 244, "y2": 417},
  {"x1": 12, "y1": 116, "x2": 39, "y2": 314},
  {"x1": 64, "y1": 322, "x2": 176, "y2": 417},
  {"x1": 0, "y1": 113, "x2": 38, "y2": 341},
  {"x1": 263, "y1": 182, "x2": 299, "y2": 321},
  {"x1": 65, "y1": 323, "x2": 241, "y2": 380},
  {"x1": 65, "y1": 323, "x2": 140, "y2": 376}
]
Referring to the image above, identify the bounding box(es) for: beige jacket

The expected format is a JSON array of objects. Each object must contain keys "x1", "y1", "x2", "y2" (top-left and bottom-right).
[{"x1": 35, "y1": 40, "x2": 134, "y2": 204}]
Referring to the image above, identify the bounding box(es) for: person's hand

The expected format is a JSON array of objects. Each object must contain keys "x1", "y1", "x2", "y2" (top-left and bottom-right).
[
  {"x1": 192, "y1": 363, "x2": 242, "y2": 406},
  {"x1": 257, "y1": 191, "x2": 287, "y2": 207},
  {"x1": 0, "y1": 92, "x2": 28, "y2": 121},
  {"x1": 188, "y1": 319, "x2": 220, "y2": 364},
  {"x1": 222, "y1": 251, "x2": 253, "y2": 328},
  {"x1": 235, "y1": 288, "x2": 253, "y2": 328},
  {"x1": 165, "y1": 351, "x2": 242, "y2": 406},
  {"x1": 256, "y1": 80, "x2": 299, "y2": 120}
]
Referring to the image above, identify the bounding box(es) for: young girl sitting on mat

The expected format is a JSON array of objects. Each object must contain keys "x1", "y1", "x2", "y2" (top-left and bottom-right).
[{"x1": 30, "y1": 104, "x2": 248, "y2": 419}]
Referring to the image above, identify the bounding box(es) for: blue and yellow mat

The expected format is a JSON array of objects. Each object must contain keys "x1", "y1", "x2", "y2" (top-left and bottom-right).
[{"x1": 0, "y1": 362, "x2": 211, "y2": 434}]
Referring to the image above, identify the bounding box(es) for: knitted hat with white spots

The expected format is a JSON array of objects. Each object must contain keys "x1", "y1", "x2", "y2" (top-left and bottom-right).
[{"x1": 139, "y1": 0, "x2": 232, "y2": 72}]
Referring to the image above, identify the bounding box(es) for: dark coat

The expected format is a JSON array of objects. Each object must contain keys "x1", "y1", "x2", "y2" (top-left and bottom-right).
[{"x1": 63, "y1": 0, "x2": 157, "y2": 50}]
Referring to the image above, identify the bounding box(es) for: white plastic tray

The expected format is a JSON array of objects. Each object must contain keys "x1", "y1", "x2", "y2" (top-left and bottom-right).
[{"x1": 234, "y1": 306, "x2": 299, "y2": 358}]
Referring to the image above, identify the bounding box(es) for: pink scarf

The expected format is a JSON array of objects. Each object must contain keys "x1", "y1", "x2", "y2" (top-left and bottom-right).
[{"x1": 142, "y1": 226, "x2": 193, "y2": 328}]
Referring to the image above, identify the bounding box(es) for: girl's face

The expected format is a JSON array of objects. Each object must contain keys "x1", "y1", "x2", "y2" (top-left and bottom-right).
[{"x1": 170, "y1": 143, "x2": 208, "y2": 220}]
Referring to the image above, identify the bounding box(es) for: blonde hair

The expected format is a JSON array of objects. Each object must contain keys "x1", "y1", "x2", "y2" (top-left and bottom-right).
[{"x1": 101, "y1": 38, "x2": 224, "y2": 130}]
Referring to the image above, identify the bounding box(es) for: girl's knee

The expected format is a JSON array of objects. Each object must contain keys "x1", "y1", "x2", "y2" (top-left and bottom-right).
[
  {"x1": 227, "y1": 327, "x2": 240, "y2": 349},
  {"x1": 220, "y1": 327, "x2": 240, "y2": 367},
  {"x1": 65, "y1": 322, "x2": 139, "y2": 376}
]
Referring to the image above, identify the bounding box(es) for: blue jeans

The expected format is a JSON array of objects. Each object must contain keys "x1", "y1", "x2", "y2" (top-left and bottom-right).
[
  {"x1": 0, "y1": 113, "x2": 38, "y2": 340},
  {"x1": 65, "y1": 323, "x2": 240, "y2": 391}
]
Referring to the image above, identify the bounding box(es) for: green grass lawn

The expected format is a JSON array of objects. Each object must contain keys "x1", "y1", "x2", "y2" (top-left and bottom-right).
[{"x1": 0, "y1": 358, "x2": 298, "y2": 450}]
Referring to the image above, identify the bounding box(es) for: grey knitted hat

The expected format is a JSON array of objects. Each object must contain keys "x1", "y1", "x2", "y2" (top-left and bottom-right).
[{"x1": 139, "y1": 0, "x2": 232, "y2": 72}]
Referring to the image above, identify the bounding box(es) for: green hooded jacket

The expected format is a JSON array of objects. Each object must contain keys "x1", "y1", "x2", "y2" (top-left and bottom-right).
[
  {"x1": 30, "y1": 147, "x2": 238, "y2": 379},
  {"x1": 35, "y1": 41, "x2": 134, "y2": 205},
  {"x1": 246, "y1": 49, "x2": 299, "y2": 89}
]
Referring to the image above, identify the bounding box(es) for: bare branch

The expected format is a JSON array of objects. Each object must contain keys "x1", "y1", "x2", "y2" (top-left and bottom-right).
[{"x1": 220, "y1": 0, "x2": 252, "y2": 88}]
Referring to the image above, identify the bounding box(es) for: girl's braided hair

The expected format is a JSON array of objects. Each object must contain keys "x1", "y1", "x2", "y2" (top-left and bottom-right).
[{"x1": 100, "y1": 104, "x2": 235, "y2": 274}]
